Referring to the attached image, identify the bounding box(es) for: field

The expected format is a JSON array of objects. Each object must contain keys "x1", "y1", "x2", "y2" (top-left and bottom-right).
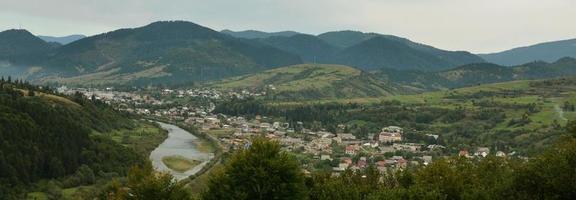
[
  {"x1": 210, "y1": 64, "x2": 402, "y2": 99},
  {"x1": 103, "y1": 120, "x2": 168, "y2": 156}
]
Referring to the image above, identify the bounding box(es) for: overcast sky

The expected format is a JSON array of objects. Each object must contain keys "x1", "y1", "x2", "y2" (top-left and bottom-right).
[{"x1": 0, "y1": 0, "x2": 574, "y2": 53}]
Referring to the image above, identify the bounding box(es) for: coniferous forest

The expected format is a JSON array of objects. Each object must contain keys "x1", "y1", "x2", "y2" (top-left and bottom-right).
[{"x1": 0, "y1": 78, "x2": 145, "y2": 199}]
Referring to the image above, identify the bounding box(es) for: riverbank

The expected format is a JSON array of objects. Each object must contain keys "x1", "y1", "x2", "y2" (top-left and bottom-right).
[{"x1": 150, "y1": 122, "x2": 214, "y2": 180}]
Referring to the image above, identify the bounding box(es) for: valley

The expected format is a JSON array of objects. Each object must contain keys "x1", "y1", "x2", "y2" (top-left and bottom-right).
[{"x1": 0, "y1": 11, "x2": 575, "y2": 199}]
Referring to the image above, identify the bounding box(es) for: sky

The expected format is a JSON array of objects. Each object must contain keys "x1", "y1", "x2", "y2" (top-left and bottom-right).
[{"x1": 0, "y1": 0, "x2": 575, "y2": 53}]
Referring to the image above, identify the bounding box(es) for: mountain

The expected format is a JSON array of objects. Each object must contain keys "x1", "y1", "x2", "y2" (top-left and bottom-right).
[
  {"x1": 212, "y1": 64, "x2": 413, "y2": 99},
  {"x1": 40, "y1": 21, "x2": 302, "y2": 85},
  {"x1": 480, "y1": 38, "x2": 576, "y2": 66},
  {"x1": 249, "y1": 30, "x2": 484, "y2": 71},
  {"x1": 38, "y1": 34, "x2": 86, "y2": 45},
  {"x1": 258, "y1": 34, "x2": 339, "y2": 63},
  {"x1": 317, "y1": 30, "x2": 381, "y2": 48},
  {"x1": 0, "y1": 29, "x2": 56, "y2": 65},
  {"x1": 333, "y1": 36, "x2": 484, "y2": 71},
  {"x1": 376, "y1": 57, "x2": 576, "y2": 90},
  {"x1": 221, "y1": 29, "x2": 301, "y2": 39}
]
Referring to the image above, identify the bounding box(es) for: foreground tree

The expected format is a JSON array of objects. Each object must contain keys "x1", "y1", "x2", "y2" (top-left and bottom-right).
[
  {"x1": 202, "y1": 138, "x2": 306, "y2": 200},
  {"x1": 104, "y1": 163, "x2": 190, "y2": 200}
]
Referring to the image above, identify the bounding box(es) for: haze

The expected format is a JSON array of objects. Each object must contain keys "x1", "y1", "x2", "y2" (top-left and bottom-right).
[{"x1": 0, "y1": 0, "x2": 575, "y2": 53}]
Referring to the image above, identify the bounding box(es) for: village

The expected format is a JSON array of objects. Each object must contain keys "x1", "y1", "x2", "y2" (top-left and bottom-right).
[{"x1": 59, "y1": 86, "x2": 514, "y2": 174}]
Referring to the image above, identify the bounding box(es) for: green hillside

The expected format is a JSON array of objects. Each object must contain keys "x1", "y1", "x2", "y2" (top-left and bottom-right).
[
  {"x1": 375, "y1": 57, "x2": 576, "y2": 90},
  {"x1": 220, "y1": 76, "x2": 576, "y2": 155},
  {"x1": 0, "y1": 29, "x2": 57, "y2": 65},
  {"x1": 258, "y1": 34, "x2": 339, "y2": 63},
  {"x1": 212, "y1": 64, "x2": 411, "y2": 100},
  {"x1": 37, "y1": 21, "x2": 302, "y2": 86},
  {"x1": 480, "y1": 38, "x2": 576, "y2": 66},
  {"x1": 0, "y1": 79, "x2": 165, "y2": 199}
]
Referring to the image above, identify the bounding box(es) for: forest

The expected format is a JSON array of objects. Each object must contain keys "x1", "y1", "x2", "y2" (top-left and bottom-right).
[{"x1": 0, "y1": 78, "x2": 147, "y2": 199}]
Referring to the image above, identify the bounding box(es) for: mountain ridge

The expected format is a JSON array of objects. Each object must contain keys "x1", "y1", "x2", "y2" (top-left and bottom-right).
[{"x1": 479, "y1": 38, "x2": 576, "y2": 66}]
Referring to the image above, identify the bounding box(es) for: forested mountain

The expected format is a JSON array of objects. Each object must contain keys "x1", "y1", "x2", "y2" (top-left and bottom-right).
[
  {"x1": 37, "y1": 34, "x2": 86, "y2": 45},
  {"x1": 212, "y1": 64, "x2": 411, "y2": 99},
  {"x1": 317, "y1": 30, "x2": 381, "y2": 49},
  {"x1": 333, "y1": 36, "x2": 483, "y2": 71},
  {"x1": 375, "y1": 57, "x2": 576, "y2": 90},
  {"x1": 4, "y1": 22, "x2": 576, "y2": 87},
  {"x1": 258, "y1": 34, "x2": 339, "y2": 63},
  {"x1": 221, "y1": 29, "x2": 301, "y2": 39},
  {"x1": 0, "y1": 79, "x2": 143, "y2": 198},
  {"x1": 242, "y1": 30, "x2": 484, "y2": 71},
  {"x1": 0, "y1": 29, "x2": 57, "y2": 65},
  {"x1": 480, "y1": 38, "x2": 576, "y2": 66},
  {"x1": 38, "y1": 21, "x2": 302, "y2": 85}
]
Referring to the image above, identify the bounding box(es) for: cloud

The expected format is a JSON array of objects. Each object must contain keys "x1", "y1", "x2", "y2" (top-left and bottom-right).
[{"x1": 0, "y1": 0, "x2": 574, "y2": 53}]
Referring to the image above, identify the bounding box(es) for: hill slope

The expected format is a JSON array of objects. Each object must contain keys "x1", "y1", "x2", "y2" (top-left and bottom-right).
[
  {"x1": 221, "y1": 30, "x2": 301, "y2": 39},
  {"x1": 0, "y1": 29, "x2": 56, "y2": 65},
  {"x1": 375, "y1": 57, "x2": 576, "y2": 90},
  {"x1": 480, "y1": 38, "x2": 576, "y2": 66},
  {"x1": 258, "y1": 34, "x2": 339, "y2": 63},
  {"x1": 317, "y1": 30, "x2": 381, "y2": 49},
  {"x1": 41, "y1": 21, "x2": 302, "y2": 85},
  {"x1": 230, "y1": 30, "x2": 485, "y2": 71},
  {"x1": 0, "y1": 80, "x2": 146, "y2": 198},
  {"x1": 212, "y1": 64, "x2": 411, "y2": 99},
  {"x1": 38, "y1": 34, "x2": 86, "y2": 45},
  {"x1": 332, "y1": 35, "x2": 484, "y2": 71}
]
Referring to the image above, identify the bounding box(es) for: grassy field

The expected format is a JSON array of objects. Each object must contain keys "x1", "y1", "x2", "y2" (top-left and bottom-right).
[
  {"x1": 162, "y1": 155, "x2": 201, "y2": 173},
  {"x1": 210, "y1": 64, "x2": 401, "y2": 99},
  {"x1": 103, "y1": 120, "x2": 168, "y2": 156},
  {"x1": 213, "y1": 64, "x2": 360, "y2": 90}
]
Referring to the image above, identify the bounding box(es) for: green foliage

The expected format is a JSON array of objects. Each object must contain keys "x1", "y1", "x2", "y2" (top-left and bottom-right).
[
  {"x1": 42, "y1": 21, "x2": 302, "y2": 86},
  {"x1": 0, "y1": 81, "x2": 144, "y2": 199},
  {"x1": 202, "y1": 138, "x2": 306, "y2": 200},
  {"x1": 213, "y1": 64, "x2": 404, "y2": 100},
  {"x1": 103, "y1": 163, "x2": 191, "y2": 200},
  {"x1": 305, "y1": 136, "x2": 575, "y2": 200}
]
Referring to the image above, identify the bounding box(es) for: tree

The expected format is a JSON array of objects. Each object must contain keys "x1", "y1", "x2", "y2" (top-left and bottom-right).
[
  {"x1": 202, "y1": 138, "x2": 306, "y2": 200},
  {"x1": 104, "y1": 163, "x2": 190, "y2": 200}
]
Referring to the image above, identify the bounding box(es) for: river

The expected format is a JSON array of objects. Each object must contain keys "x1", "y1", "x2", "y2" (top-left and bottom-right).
[{"x1": 149, "y1": 121, "x2": 214, "y2": 181}]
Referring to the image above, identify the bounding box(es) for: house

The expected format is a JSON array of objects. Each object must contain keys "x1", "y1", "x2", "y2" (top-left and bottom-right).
[
  {"x1": 345, "y1": 145, "x2": 357, "y2": 155},
  {"x1": 397, "y1": 158, "x2": 408, "y2": 168},
  {"x1": 321, "y1": 154, "x2": 332, "y2": 161},
  {"x1": 393, "y1": 143, "x2": 422, "y2": 152},
  {"x1": 339, "y1": 133, "x2": 356, "y2": 140},
  {"x1": 341, "y1": 157, "x2": 353, "y2": 165},
  {"x1": 379, "y1": 145, "x2": 395, "y2": 153},
  {"x1": 357, "y1": 157, "x2": 367, "y2": 168},
  {"x1": 376, "y1": 161, "x2": 387, "y2": 172},
  {"x1": 379, "y1": 126, "x2": 403, "y2": 143},
  {"x1": 422, "y1": 156, "x2": 433, "y2": 165},
  {"x1": 459, "y1": 150, "x2": 470, "y2": 157},
  {"x1": 475, "y1": 147, "x2": 490, "y2": 157},
  {"x1": 496, "y1": 151, "x2": 506, "y2": 157}
]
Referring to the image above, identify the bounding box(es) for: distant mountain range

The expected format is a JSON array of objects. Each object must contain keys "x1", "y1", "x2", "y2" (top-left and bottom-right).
[
  {"x1": 0, "y1": 21, "x2": 574, "y2": 88},
  {"x1": 221, "y1": 30, "x2": 301, "y2": 39},
  {"x1": 254, "y1": 30, "x2": 484, "y2": 71},
  {"x1": 37, "y1": 34, "x2": 86, "y2": 45},
  {"x1": 376, "y1": 57, "x2": 576, "y2": 90},
  {"x1": 479, "y1": 38, "x2": 576, "y2": 66},
  {"x1": 34, "y1": 21, "x2": 301, "y2": 85}
]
